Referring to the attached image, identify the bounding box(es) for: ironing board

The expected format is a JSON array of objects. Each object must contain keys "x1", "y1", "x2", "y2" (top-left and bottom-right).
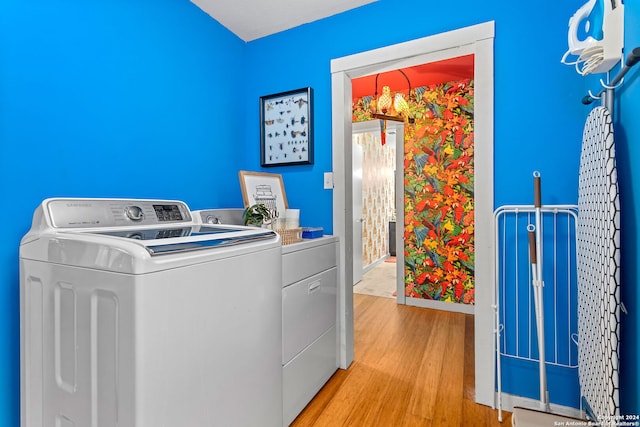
[{"x1": 576, "y1": 106, "x2": 620, "y2": 423}]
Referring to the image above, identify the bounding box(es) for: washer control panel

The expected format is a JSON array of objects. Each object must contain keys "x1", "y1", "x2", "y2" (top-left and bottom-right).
[{"x1": 44, "y1": 198, "x2": 192, "y2": 229}]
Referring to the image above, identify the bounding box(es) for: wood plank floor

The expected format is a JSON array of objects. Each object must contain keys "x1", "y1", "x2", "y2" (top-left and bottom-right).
[{"x1": 291, "y1": 294, "x2": 511, "y2": 426}]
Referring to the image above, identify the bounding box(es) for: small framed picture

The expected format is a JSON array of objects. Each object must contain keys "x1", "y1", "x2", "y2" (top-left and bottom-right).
[
  {"x1": 238, "y1": 170, "x2": 288, "y2": 217},
  {"x1": 260, "y1": 87, "x2": 313, "y2": 167}
]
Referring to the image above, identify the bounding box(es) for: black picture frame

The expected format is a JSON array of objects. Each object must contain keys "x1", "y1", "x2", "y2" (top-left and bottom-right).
[{"x1": 260, "y1": 87, "x2": 313, "y2": 167}]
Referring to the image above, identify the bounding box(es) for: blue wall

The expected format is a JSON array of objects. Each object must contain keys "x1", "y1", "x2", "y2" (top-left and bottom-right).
[
  {"x1": 0, "y1": 1, "x2": 246, "y2": 425},
  {"x1": 0, "y1": 0, "x2": 638, "y2": 424}
]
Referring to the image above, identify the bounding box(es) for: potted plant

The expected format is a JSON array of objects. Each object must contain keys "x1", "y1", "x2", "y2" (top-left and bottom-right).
[{"x1": 242, "y1": 203, "x2": 274, "y2": 227}]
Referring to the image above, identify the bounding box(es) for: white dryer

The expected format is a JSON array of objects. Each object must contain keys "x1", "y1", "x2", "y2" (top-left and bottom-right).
[{"x1": 20, "y1": 198, "x2": 283, "y2": 427}]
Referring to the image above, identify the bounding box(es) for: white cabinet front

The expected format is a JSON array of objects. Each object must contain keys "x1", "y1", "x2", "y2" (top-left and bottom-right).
[{"x1": 282, "y1": 266, "x2": 337, "y2": 364}]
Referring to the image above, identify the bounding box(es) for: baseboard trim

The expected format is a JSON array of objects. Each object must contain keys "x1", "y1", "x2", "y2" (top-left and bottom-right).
[
  {"x1": 495, "y1": 392, "x2": 584, "y2": 419},
  {"x1": 406, "y1": 297, "x2": 475, "y2": 314}
]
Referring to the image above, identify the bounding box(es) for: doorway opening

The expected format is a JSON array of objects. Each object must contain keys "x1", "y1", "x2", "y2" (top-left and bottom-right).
[
  {"x1": 352, "y1": 120, "x2": 403, "y2": 302},
  {"x1": 352, "y1": 123, "x2": 399, "y2": 299},
  {"x1": 351, "y1": 55, "x2": 476, "y2": 308},
  {"x1": 330, "y1": 22, "x2": 495, "y2": 406}
]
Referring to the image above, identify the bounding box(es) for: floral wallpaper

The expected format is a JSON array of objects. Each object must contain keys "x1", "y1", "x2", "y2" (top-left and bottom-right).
[{"x1": 353, "y1": 78, "x2": 475, "y2": 304}]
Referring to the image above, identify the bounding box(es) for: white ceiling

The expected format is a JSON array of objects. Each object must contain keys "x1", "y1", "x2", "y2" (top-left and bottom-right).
[{"x1": 190, "y1": 0, "x2": 377, "y2": 42}]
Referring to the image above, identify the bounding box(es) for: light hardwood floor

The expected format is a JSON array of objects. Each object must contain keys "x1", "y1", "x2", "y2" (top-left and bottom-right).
[{"x1": 291, "y1": 294, "x2": 511, "y2": 426}]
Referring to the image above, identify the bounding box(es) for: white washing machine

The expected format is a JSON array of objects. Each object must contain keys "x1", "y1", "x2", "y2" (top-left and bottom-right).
[{"x1": 20, "y1": 198, "x2": 283, "y2": 427}]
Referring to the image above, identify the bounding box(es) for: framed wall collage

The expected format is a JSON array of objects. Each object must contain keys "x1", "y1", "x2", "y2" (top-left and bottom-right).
[{"x1": 259, "y1": 87, "x2": 313, "y2": 167}]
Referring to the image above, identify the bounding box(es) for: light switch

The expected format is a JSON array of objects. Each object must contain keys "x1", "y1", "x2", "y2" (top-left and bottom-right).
[{"x1": 323, "y1": 172, "x2": 334, "y2": 189}]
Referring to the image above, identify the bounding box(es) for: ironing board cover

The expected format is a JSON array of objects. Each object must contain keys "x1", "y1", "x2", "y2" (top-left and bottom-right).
[{"x1": 577, "y1": 106, "x2": 620, "y2": 424}]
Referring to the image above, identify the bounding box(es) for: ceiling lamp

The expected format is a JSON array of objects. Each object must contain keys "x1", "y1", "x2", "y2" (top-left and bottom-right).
[{"x1": 370, "y1": 69, "x2": 414, "y2": 124}]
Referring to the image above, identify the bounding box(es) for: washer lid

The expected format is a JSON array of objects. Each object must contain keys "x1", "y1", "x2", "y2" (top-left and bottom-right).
[
  {"x1": 89, "y1": 225, "x2": 277, "y2": 255},
  {"x1": 21, "y1": 224, "x2": 280, "y2": 273}
]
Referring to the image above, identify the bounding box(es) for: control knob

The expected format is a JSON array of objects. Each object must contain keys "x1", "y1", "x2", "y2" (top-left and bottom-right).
[
  {"x1": 125, "y1": 205, "x2": 144, "y2": 221},
  {"x1": 205, "y1": 215, "x2": 221, "y2": 224}
]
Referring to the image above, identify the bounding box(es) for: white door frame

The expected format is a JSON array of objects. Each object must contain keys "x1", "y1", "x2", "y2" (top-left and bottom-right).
[
  {"x1": 352, "y1": 127, "x2": 364, "y2": 285},
  {"x1": 330, "y1": 21, "x2": 495, "y2": 406}
]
